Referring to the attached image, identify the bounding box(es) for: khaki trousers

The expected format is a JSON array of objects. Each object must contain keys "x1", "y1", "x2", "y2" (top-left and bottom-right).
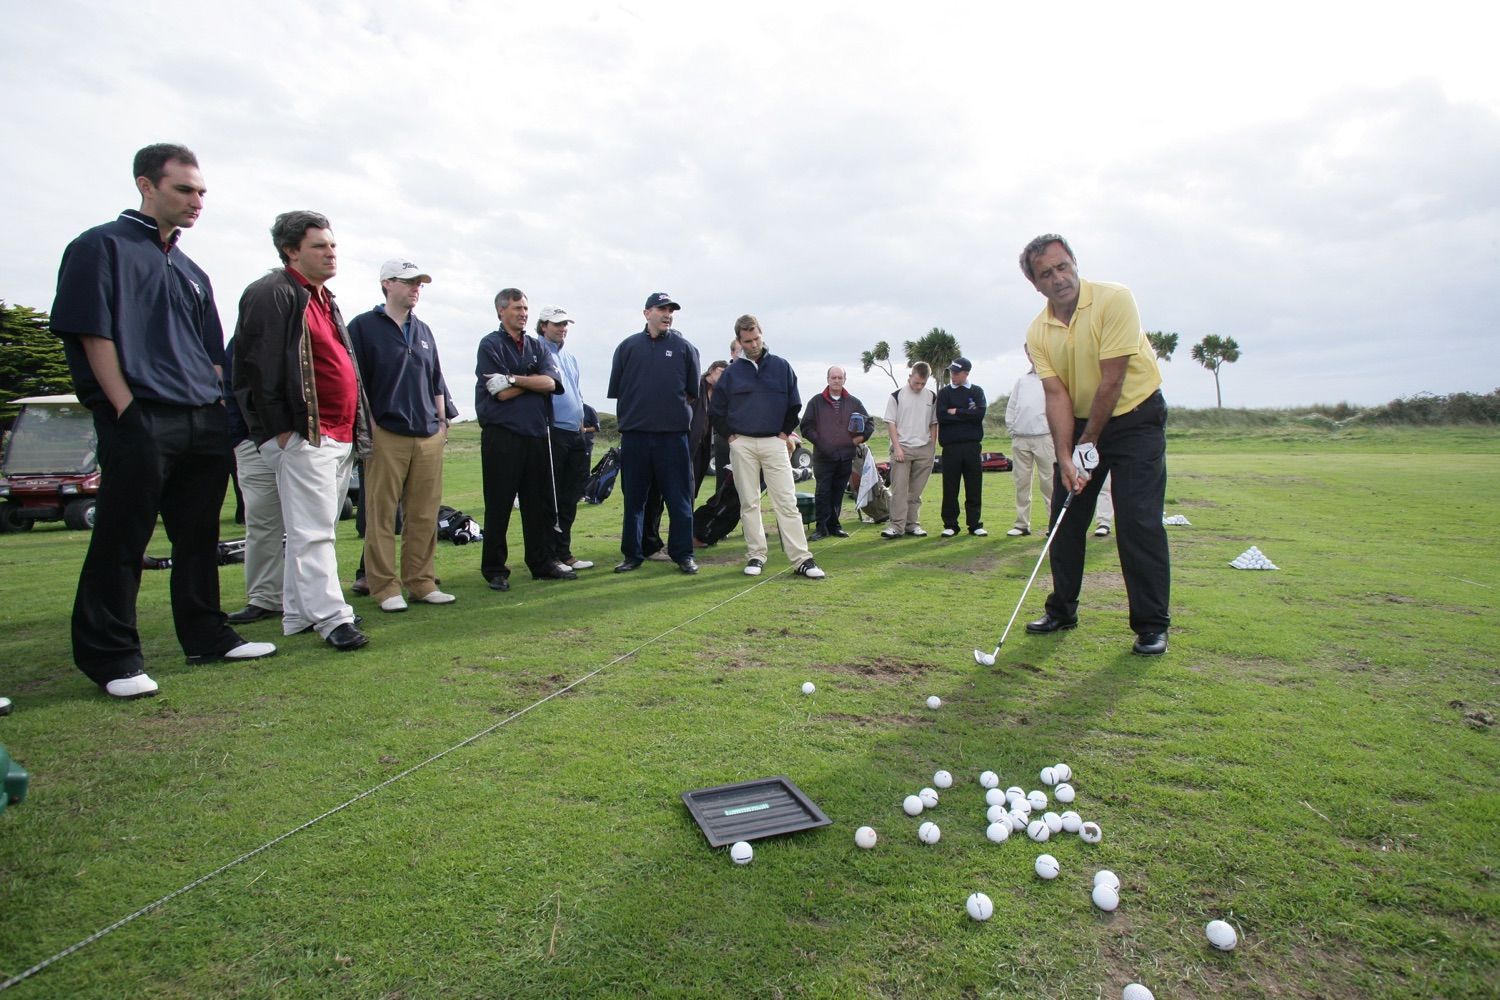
[
  {"x1": 365, "y1": 425, "x2": 445, "y2": 601},
  {"x1": 1009, "y1": 434, "x2": 1055, "y2": 531},
  {"x1": 888, "y1": 440, "x2": 935, "y2": 533},
  {"x1": 729, "y1": 435, "x2": 812, "y2": 567}
]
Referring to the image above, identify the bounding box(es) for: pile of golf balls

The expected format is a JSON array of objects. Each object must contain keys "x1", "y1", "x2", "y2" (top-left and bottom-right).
[{"x1": 1230, "y1": 545, "x2": 1278, "y2": 570}]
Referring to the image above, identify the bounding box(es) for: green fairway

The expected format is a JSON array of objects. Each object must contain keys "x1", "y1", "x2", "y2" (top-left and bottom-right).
[{"x1": 1, "y1": 426, "x2": 1496, "y2": 998}]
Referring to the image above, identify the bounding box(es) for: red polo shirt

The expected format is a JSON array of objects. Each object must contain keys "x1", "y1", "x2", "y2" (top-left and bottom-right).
[{"x1": 287, "y1": 268, "x2": 357, "y2": 442}]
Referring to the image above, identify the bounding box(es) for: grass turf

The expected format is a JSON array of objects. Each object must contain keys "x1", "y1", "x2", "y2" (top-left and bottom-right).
[{"x1": 0, "y1": 425, "x2": 1496, "y2": 998}]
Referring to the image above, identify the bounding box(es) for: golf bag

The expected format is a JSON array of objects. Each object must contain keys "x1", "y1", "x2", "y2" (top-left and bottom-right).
[
  {"x1": 694, "y1": 474, "x2": 743, "y2": 546},
  {"x1": 436, "y1": 505, "x2": 483, "y2": 545},
  {"x1": 857, "y1": 479, "x2": 892, "y2": 524},
  {"x1": 582, "y1": 446, "x2": 621, "y2": 505}
]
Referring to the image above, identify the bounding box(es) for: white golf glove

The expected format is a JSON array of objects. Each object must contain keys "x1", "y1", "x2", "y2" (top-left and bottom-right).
[
  {"x1": 484, "y1": 373, "x2": 510, "y2": 396},
  {"x1": 1071, "y1": 442, "x2": 1100, "y2": 475}
]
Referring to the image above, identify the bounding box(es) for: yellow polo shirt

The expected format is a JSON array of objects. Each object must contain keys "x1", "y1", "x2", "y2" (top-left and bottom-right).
[{"x1": 1025, "y1": 279, "x2": 1162, "y2": 418}]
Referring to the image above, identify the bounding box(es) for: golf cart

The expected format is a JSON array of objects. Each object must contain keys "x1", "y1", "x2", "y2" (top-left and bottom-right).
[{"x1": 0, "y1": 395, "x2": 99, "y2": 532}]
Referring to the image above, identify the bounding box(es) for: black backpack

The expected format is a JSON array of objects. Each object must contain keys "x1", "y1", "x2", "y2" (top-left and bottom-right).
[{"x1": 582, "y1": 446, "x2": 622, "y2": 505}]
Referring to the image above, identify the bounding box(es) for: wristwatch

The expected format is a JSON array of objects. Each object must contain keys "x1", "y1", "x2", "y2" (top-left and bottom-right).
[{"x1": 505, "y1": 374, "x2": 516, "y2": 387}]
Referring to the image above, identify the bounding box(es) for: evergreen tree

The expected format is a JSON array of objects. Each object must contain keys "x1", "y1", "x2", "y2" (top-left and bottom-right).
[{"x1": 0, "y1": 301, "x2": 74, "y2": 428}]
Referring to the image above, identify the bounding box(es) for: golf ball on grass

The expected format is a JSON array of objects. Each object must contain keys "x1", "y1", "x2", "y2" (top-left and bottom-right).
[
  {"x1": 1094, "y1": 870, "x2": 1121, "y2": 891},
  {"x1": 1035, "y1": 853, "x2": 1060, "y2": 879},
  {"x1": 903, "y1": 795, "x2": 924, "y2": 816},
  {"x1": 1040, "y1": 766, "x2": 1058, "y2": 786},
  {"x1": 730, "y1": 841, "x2": 753, "y2": 865},
  {"x1": 1206, "y1": 919, "x2": 1239, "y2": 951},
  {"x1": 966, "y1": 892, "x2": 994, "y2": 921},
  {"x1": 979, "y1": 770, "x2": 1000, "y2": 789},
  {"x1": 801, "y1": 681, "x2": 816, "y2": 695},
  {"x1": 987, "y1": 804, "x2": 1008, "y2": 824},
  {"x1": 1059, "y1": 810, "x2": 1082, "y2": 833},
  {"x1": 1027, "y1": 790, "x2": 1048, "y2": 811},
  {"x1": 985, "y1": 820, "x2": 1011, "y2": 843},
  {"x1": 1092, "y1": 884, "x2": 1120, "y2": 911},
  {"x1": 919, "y1": 787, "x2": 940, "y2": 809},
  {"x1": 985, "y1": 788, "x2": 1006, "y2": 807},
  {"x1": 1006, "y1": 785, "x2": 1025, "y2": 797},
  {"x1": 1054, "y1": 782, "x2": 1076, "y2": 803},
  {"x1": 933, "y1": 769, "x2": 953, "y2": 789},
  {"x1": 926, "y1": 695, "x2": 942, "y2": 709},
  {"x1": 1043, "y1": 811, "x2": 1062, "y2": 833},
  {"x1": 1008, "y1": 808, "x2": 1030, "y2": 832},
  {"x1": 918, "y1": 821, "x2": 941, "y2": 845},
  {"x1": 1054, "y1": 762, "x2": 1073, "y2": 781},
  {"x1": 1079, "y1": 821, "x2": 1102, "y2": 844},
  {"x1": 854, "y1": 826, "x2": 878, "y2": 849},
  {"x1": 1027, "y1": 819, "x2": 1051, "y2": 842},
  {"x1": 1122, "y1": 984, "x2": 1154, "y2": 1000}
]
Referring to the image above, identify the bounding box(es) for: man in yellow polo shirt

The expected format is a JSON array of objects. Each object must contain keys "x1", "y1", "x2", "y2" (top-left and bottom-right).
[{"x1": 1018, "y1": 234, "x2": 1170, "y2": 656}]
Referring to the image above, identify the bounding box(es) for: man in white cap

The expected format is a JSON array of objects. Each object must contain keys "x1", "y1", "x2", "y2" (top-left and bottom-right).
[
  {"x1": 347, "y1": 260, "x2": 455, "y2": 612},
  {"x1": 537, "y1": 306, "x2": 594, "y2": 572}
]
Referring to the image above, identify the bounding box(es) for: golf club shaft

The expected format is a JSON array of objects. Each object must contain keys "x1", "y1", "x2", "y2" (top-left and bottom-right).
[
  {"x1": 544, "y1": 423, "x2": 562, "y2": 533},
  {"x1": 994, "y1": 491, "x2": 1075, "y2": 651}
]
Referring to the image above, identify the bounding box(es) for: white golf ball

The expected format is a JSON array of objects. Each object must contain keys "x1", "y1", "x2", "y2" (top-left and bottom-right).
[
  {"x1": 902, "y1": 795, "x2": 924, "y2": 816},
  {"x1": 1122, "y1": 985, "x2": 1154, "y2": 1000},
  {"x1": 1060, "y1": 810, "x2": 1082, "y2": 833},
  {"x1": 801, "y1": 681, "x2": 816, "y2": 695},
  {"x1": 926, "y1": 695, "x2": 942, "y2": 709},
  {"x1": 1054, "y1": 782, "x2": 1076, "y2": 803},
  {"x1": 1206, "y1": 919, "x2": 1238, "y2": 951},
  {"x1": 1043, "y1": 811, "x2": 1062, "y2": 834},
  {"x1": 854, "y1": 826, "x2": 878, "y2": 849},
  {"x1": 1054, "y1": 763, "x2": 1073, "y2": 782},
  {"x1": 1006, "y1": 785, "x2": 1025, "y2": 798},
  {"x1": 1026, "y1": 819, "x2": 1051, "y2": 843},
  {"x1": 730, "y1": 841, "x2": 753, "y2": 865},
  {"x1": 1006, "y1": 790, "x2": 1026, "y2": 809},
  {"x1": 985, "y1": 788, "x2": 1006, "y2": 807},
  {"x1": 919, "y1": 787, "x2": 940, "y2": 809},
  {"x1": 976, "y1": 651, "x2": 996, "y2": 666},
  {"x1": 1027, "y1": 790, "x2": 1048, "y2": 811},
  {"x1": 1008, "y1": 808, "x2": 1030, "y2": 832},
  {"x1": 918, "y1": 821, "x2": 941, "y2": 845},
  {"x1": 966, "y1": 891, "x2": 994, "y2": 921},
  {"x1": 986, "y1": 804, "x2": 1009, "y2": 824},
  {"x1": 1034, "y1": 853, "x2": 1060, "y2": 879},
  {"x1": 1094, "y1": 869, "x2": 1121, "y2": 891},
  {"x1": 1079, "y1": 821, "x2": 1102, "y2": 844},
  {"x1": 985, "y1": 820, "x2": 1011, "y2": 843},
  {"x1": 1092, "y1": 883, "x2": 1120, "y2": 911},
  {"x1": 933, "y1": 769, "x2": 953, "y2": 789},
  {"x1": 979, "y1": 770, "x2": 1000, "y2": 789},
  {"x1": 1040, "y1": 766, "x2": 1058, "y2": 786}
]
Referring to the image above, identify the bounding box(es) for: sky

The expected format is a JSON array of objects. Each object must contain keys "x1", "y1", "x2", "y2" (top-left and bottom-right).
[{"x1": 4, "y1": 0, "x2": 1497, "y2": 415}]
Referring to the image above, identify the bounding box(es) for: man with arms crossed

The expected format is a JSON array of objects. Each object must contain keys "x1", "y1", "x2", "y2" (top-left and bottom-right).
[
  {"x1": 51, "y1": 143, "x2": 275, "y2": 698},
  {"x1": 347, "y1": 259, "x2": 455, "y2": 612},
  {"x1": 710, "y1": 316, "x2": 825, "y2": 579},
  {"x1": 1018, "y1": 234, "x2": 1170, "y2": 656},
  {"x1": 234, "y1": 211, "x2": 372, "y2": 652},
  {"x1": 936, "y1": 357, "x2": 989, "y2": 537}
]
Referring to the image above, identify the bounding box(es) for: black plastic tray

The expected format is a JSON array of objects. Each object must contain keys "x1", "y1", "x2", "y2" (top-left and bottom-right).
[{"x1": 681, "y1": 776, "x2": 832, "y2": 848}]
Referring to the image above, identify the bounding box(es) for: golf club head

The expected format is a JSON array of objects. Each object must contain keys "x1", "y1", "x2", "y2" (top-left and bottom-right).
[{"x1": 973, "y1": 649, "x2": 997, "y2": 666}]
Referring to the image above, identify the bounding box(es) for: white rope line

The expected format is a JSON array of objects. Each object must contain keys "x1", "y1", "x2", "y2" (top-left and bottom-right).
[{"x1": 1, "y1": 540, "x2": 845, "y2": 992}]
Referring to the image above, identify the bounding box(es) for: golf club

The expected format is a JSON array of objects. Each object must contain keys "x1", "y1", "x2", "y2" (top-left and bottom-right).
[
  {"x1": 973, "y1": 490, "x2": 1075, "y2": 666},
  {"x1": 543, "y1": 422, "x2": 562, "y2": 533}
]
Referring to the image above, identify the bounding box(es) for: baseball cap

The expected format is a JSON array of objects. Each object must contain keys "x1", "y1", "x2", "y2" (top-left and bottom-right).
[
  {"x1": 379, "y1": 259, "x2": 431, "y2": 283},
  {"x1": 949, "y1": 357, "x2": 972, "y2": 373},
  {"x1": 538, "y1": 306, "x2": 573, "y2": 324},
  {"x1": 644, "y1": 292, "x2": 681, "y2": 310}
]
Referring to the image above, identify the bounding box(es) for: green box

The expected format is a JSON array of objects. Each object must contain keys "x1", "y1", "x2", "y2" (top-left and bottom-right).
[{"x1": 1, "y1": 743, "x2": 29, "y2": 813}]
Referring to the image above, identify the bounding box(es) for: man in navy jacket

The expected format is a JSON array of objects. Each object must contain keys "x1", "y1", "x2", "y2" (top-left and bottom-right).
[{"x1": 936, "y1": 357, "x2": 989, "y2": 536}]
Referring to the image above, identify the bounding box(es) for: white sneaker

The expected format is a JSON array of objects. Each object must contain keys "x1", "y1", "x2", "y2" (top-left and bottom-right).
[
  {"x1": 744, "y1": 558, "x2": 765, "y2": 576},
  {"x1": 971, "y1": 527, "x2": 989, "y2": 537},
  {"x1": 566, "y1": 559, "x2": 595, "y2": 570},
  {"x1": 105, "y1": 673, "x2": 159, "y2": 699},
  {"x1": 795, "y1": 559, "x2": 826, "y2": 579},
  {"x1": 940, "y1": 528, "x2": 957, "y2": 537},
  {"x1": 380, "y1": 594, "x2": 409, "y2": 613},
  {"x1": 1094, "y1": 524, "x2": 1111, "y2": 537},
  {"x1": 224, "y1": 641, "x2": 277, "y2": 660},
  {"x1": 907, "y1": 527, "x2": 928, "y2": 537},
  {"x1": 1007, "y1": 527, "x2": 1030, "y2": 537},
  {"x1": 415, "y1": 590, "x2": 456, "y2": 605}
]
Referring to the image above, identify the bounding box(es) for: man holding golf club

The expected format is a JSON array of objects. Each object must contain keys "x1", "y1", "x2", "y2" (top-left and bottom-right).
[
  {"x1": 475, "y1": 289, "x2": 573, "y2": 591},
  {"x1": 1018, "y1": 234, "x2": 1170, "y2": 656},
  {"x1": 537, "y1": 305, "x2": 595, "y2": 572}
]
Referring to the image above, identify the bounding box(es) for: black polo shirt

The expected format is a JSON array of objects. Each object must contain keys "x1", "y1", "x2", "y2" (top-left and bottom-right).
[
  {"x1": 349, "y1": 305, "x2": 446, "y2": 437},
  {"x1": 607, "y1": 327, "x2": 700, "y2": 433},
  {"x1": 473, "y1": 327, "x2": 564, "y2": 437},
  {"x1": 50, "y1": 209, "x2": 225, "y2": 410}
]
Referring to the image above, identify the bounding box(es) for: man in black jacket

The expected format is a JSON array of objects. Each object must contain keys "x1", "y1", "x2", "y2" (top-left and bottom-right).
[
  {"x1": 936, "y1": 357, "x2": 988, "y2": 536},
  {"x1": 710, "y1": 316, "x2": 824, "y2": 579},
  {"x1": 799, "y1": 366, "x2": 869, "y2": 540}
]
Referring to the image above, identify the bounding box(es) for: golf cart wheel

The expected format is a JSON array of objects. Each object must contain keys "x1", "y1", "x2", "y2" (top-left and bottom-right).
[
  {"x1": 791, "y1": 446, "x2": 812, "y2": 470},
  {"x1": 64, "y1": 498, "x2": 97, "y2": 531},
  {"x1": 0, "y1": 504, "x2": 30, "y2": 533},
  {"x1": 339, "y1": 496, "x2": 354, "y2": 521}
]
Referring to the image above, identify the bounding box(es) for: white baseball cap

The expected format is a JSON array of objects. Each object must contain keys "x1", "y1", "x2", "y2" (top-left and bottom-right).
[
  {"x1": 379, "y1": 259, "x2": 431, "y2": 283},
  {"x1": 538, "y1": 306, "x2": 573, "y2": 324}
]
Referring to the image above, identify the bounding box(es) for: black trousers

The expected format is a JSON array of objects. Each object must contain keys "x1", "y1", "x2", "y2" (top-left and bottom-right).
[
  {"x1": 1044, "y1": 391, "x2": 1170, "y2": 634},
  {"x1": 620, "y1": 431, "x2": 695, "y2": 562},
  {"x1": 549, "y1": 427, "x2": 589, "y2": 563},
  {"x1": 480, "y1": 424, "x2": 557, "y2": 580},
  {"x1": 812, "y1": 452, "x2": 853, "y2": 533},
  {"x1": 940, "y1": 441, "x2": 984, "y2": 531},
  {"x1": 73, "y1": 400, "x2": 240, "y2": 685}
]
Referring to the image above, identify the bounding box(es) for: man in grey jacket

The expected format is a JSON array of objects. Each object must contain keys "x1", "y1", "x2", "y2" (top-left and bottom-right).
[{"x1": 1005, "y1": 347, "x2": 1055, "y2": 536}]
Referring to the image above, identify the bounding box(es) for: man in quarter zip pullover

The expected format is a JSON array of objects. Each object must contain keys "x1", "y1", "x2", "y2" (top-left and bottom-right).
[{"x1": 936, "y1": 357, "x2": 989, "y2": 537}]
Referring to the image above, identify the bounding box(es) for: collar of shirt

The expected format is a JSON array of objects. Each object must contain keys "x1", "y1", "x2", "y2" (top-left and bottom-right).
[
  {"x1": 285, "y1": 266, "x2": 333, "y2": 308},
  {"x1": 119, "y1": 209, "x2": 180, "y2": 250},
  {"x1": 374, "y1": 303, "x2": 413, "y2": 343}
]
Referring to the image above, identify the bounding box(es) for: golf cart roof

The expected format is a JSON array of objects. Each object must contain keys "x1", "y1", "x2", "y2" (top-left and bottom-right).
[{"x1": 12, "y1": 395, "x2": 82, "y2": 406}]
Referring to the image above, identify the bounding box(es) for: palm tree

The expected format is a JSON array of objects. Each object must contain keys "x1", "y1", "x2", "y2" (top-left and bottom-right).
[
  {"x1": 1145, "y1": 331, "x2": 1179, "y2": 362},
  {"x1": 904, "y1": 328, "x2": 961, "y2": 387},
  {"x1": 860, "y1": 340, "x2": 898, "y2": 388},
  {"x1": 1190, "y1": 334, "x2": 1241, "y2": 408}
]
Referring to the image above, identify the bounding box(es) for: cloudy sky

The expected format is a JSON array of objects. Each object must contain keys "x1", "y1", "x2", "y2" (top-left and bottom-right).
[{"x1": 5, "y1": 1, "x2": 1497, "y2": 414}]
